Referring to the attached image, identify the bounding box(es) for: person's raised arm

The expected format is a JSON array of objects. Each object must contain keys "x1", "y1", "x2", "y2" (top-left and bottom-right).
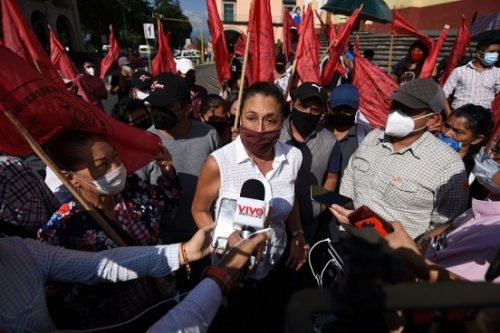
[{"x1": 192, "y1": 156, "x2": 221, "y2": 229}]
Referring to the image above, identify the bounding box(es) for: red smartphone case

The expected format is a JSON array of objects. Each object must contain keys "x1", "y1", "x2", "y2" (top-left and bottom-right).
[{"x1": 348, "y1": 206, "x2": 394, "y2": 237}]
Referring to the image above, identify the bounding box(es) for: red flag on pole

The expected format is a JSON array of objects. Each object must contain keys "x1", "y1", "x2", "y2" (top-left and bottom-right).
[
  {"x1": 206, "y1": 0, "x2": 231, "y2": 84},
  {"x1": 353, "y1": 41, "x2": 399, "y2": 129},
  {"x1": 49, "y1": 26, "x2": 78, "y2": 80},
  {"x1": 0, "y1": 45, "x2": 160, "y2": 173},
  {"x1": 439, "y1": 17, "x2": 470, "y2": 86},
  {"x1": 234, "y1": 33, "x2": 246, "y2": 57},
  {"x1": 151, "y1": 20, "x2": 177, "y2": 76},
  {"x1": 391, "y1": 11, "x2": 434, "y2": 51},
  {"x1": 314, "y1": 10, "x2": 329, "y2": 40},
  {"x1": 320, "y1": 7, "x2": 361, "y2": 86},
  {"x1": 99, "y1": 25, "x2": 121, "y2": 79},
  {"x1": 328, "y1": 15, "x2": 336, "y2": 41},
  {"x1": 247, "y1": 0, "x2": 275, "y2": 85},
  {"x1": 420, "y1": 25, "x2": 449, "y2": 78},
  {"x1": 295, "y1": 6, "x2": 320, "y2": 83},
  {"x1": 2, "y1": 0, "x2": 64, "y2": 87},
  {"x1": 283, "y1": 8, "x2": 298, "y2": 62}
]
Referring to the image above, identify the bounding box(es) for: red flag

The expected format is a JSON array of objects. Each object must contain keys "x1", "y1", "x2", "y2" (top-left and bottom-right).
[
  {"x1": 282, "y1": 9, "x2": 298, "y2": 62},
  {"x1": 314, "y1": 10, "x2": 329, "y2": 40},
  {"x1": 391, "y1": 11, "x2": 434, "y2": 51},
  {"x1": 0, "y1": 45, "x2": 160, "y2": 173},
  {"x1": 328, "y1": 15, "x2": 336, "y2": 41},
  {"x1": 2, "y1": 0, "x2": 64, "y2": 87},
  {"x1": 295, "y1": 6, "x2": 320, "y2": 83},
  {"x1": 320, "y1": 7, "x2": 361, "y2": 86},
  {"x1": 100, "y1": 25, "x2": 121, "y2": 79},
  {"x1": 234, "y1": 33, "x2": 246, "y2": 57},
  {"x1": 439, "y1": 17, "x2": 470, "y2": 86},
  {"x1": 151, "y1": 20, "x2": 176, "y2": 76},
  {"x1": 420, "y1": 25, "x2": 449, "y2": 78},
  {"x1": 49, "y1": 26, "x2": 78, "y2": 80},
  {"x1": 206, "y1": 0, "x2": 231, "y2": 84},
  {"x1": 353, "y1": 41, "x2": 399, "y2": 129},
  {"x1": 491, "y1": 94, "x2": 500, "y2": 143},
  {"x1": 247, "y1": 0, "x2": 275, "y2": 85}
]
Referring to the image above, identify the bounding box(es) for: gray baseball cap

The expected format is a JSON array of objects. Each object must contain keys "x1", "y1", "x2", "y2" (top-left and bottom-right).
[{"x1": 388, "y1": 79, "x2": 446, "y2": 113}]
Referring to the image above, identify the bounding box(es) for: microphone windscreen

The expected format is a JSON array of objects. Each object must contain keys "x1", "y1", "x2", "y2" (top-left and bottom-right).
[{"x1": 240, "y1": 179, "x2": 265, "y2": 200}]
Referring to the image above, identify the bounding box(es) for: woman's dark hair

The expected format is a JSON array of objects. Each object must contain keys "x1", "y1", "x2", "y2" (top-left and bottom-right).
[
  {"x1": 241, "y1": 82, "x2": 286, "y2": 115},
  {"x1": 200, "y1": 94, "x2": 226, "y2": 116},
  {"x1": 451, "y1": 104, "x2": 493, "y2": 154},
  {"x1": 396, "y1": 40, "x2": 430, "y2": 80},
  {"x1": 45, "y1": 130, "x2": 108, "y2": 171},
  {"x1": 408, "y1": 40, "x2": 429, "y2": 59},
  {"x1": 225, "y1": 91, "x2": 239, "y2": 112}
]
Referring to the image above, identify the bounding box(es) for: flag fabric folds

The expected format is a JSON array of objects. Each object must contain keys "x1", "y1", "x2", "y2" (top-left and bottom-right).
[
  {"x1": 206, "y1": 0, "x2": 231, "y2": 83},
  {"x1": 0, "y1": 45, "x2": 160, "y2": 174},
  {"x1": 320, "y1": 7, "x2": 361, "y2": 86},
  {"x1": 391, "y1": 11, "x2": 434, "y2": 51},
  {"x1": 49, "y1": 26, "x2": 78, "y2": 80},
  {"x1": 295, "y1": 5, "x2": 320, "y2": 83},
  {"x1": 352, "y1": 41, "x2": 399, "y2": 129},
  {"x1": 234, "y1": 33, "x2": 246, "y2": 57},
  {"x1": 439, "y1": 17, "x2": 470, "y2": 86},
  {"x1": 2, "y1": 0, "x2": 64, "y2": 87},
  {"x1": 246, "y1": 0, "x2": 275, "y2": 85},
  {"x1": 420, "y1": 25, "x2": 449, "y2": 78},
  {"x1": 283, "y1": 8, "x2": 298, "y2": 62},
  {"x1": 99, "y1": 25, "x2": 121, "y2": 79},
  {"x1": 151, "y1": 20, "x2": 177, "y2": 76}
]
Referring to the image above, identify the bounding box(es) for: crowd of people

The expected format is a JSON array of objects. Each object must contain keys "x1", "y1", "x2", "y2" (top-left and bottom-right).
[{"x1": 1, "y1": 29, "x2": 500, "y2": 333}]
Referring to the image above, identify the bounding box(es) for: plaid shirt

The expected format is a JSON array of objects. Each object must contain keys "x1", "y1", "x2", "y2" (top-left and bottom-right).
[
  {"x1": 340, "y1": 129, "x2": 469, "y2": 238},
  {"x1": 0, "y1": 156, "x2": 59, "y2": 234},
  {"x1": 443, "y1": 60, "x2": 500, "y2": 109}
]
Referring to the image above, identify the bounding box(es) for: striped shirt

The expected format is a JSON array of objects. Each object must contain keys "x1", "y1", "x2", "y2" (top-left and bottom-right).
[
  {"x1": 340, "y1": 129, "x2": 469, "y2": 238},
  {"x1": 443, "y1": 60, "x2": 500, "y2": 109}
]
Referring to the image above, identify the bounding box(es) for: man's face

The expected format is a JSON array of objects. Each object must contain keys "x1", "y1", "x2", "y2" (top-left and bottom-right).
[
  {"x1": 293, "y1": 97, "x2": 324, "y2": 116},
  {"x1": 477, "y1": 43, "x2": 500, "y2": 63},
  {"x1": 120, "y1": 65, "x2": 132, "y2": 78},
  {"x1": 201, "y1": 105, "x2": 227, "y2": 123},
  {"x1": 391, "y1": 101, "x2": 432, "y2": 130}
]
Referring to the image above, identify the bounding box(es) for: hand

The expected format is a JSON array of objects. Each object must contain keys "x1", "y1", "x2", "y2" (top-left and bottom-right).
[
  {"x1": 426, "y1": 114, "x2": 443, "y2": 135},
  {"x1": 183, "y1": 224, "x2": 215, "y2": 262},
  {"x1": 286, "y1": 234, "x2": 308, "y2": 271},
  {"x1": 384, "y1": 221, "x2": 420, "y2": 254},
  {"x1": 219, "y1": 230, "x2": 271, "y2": 280},
  {"x1": 329, "y1": 204, "x2": 353, "y2": 224},
  {"x1": 230, "y1": 127, "x2": 239, "y2": 141},
  {"x1": 154, "y1": 144, "x2": 174, "y2": 176}
]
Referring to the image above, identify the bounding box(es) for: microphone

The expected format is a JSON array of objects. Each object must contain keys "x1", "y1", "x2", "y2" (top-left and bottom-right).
[{"x1": 234, "y1": 179, "x2": 267, "y2": 239}]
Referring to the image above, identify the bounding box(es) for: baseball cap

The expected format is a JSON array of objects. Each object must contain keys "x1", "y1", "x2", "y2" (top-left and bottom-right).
[
  {"x1": 131, "y1": 69, "x2": 153, "y2": 91},
  {"x1": 329, "y1": 84, "x2": 359, "y2": 109},
  {"x1": 292, "y1": 82, "x2": 326, "y2": 104},
  {"x1": 176, "y1": 58, "x2": 195, "y2": 75},
  {"x1": 388, "y1": 79, "x2": 445, "y2": 113},
  {"x1": 147, "y1": 72, "x2": 191, "y2": 107},
  {"x1": 118, "y1": 56, "x2": 131, "y2": 66}
]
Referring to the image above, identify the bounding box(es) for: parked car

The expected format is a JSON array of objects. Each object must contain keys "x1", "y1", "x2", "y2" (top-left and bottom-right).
[{"x1": 174, "y1": 49, "x2": 202, "y2": 65}]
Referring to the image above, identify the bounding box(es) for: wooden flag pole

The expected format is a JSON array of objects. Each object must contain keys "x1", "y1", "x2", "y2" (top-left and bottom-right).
[
  {"x1": 4, "y1": 111, "x2": 127, "y2": 246},
  {"x1": 233, "y1": 30, "x2": 251, "y2": 131},
  {"x1": 283, "y1": 58, "x2": 298, "y2": 102},
  {"x1": 387, "y1": 33, "x2": 395, "y2": 73}
]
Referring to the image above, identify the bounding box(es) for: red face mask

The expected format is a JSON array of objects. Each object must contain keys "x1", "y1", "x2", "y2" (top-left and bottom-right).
[
  {"x1": 239, "y1": 126, "x2": 281, "y2": 156},
  {"x1": 410, "y1": 50, "x2": 424, "y2": 62}
]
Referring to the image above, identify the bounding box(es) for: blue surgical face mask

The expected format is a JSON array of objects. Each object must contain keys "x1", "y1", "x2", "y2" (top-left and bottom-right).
[
  {"x1": 481, "y1": 52, "x2": 499, "y2": 67},
  {"x1": 438, "y1": 133, "x2": 462, "y2": 152},
  {"x1": 473, "y1": 149, "x2": 500, "y2": 194}
]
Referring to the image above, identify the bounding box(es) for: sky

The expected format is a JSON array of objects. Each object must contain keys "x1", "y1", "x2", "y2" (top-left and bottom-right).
[{"x1": 178, "y1": 0, "x2": 209, "y2": 38}]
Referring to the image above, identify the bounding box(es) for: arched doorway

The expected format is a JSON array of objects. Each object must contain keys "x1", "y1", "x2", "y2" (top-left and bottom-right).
[
  {"x1": 31, "y1": 11, "x2": 49, "y2": 52},
  {"x1": 224, "y1": 28, "x2": 242, "y2": 52},
  {"x1": 56, "y1": 15, "x2": 74, "y2": 51}
]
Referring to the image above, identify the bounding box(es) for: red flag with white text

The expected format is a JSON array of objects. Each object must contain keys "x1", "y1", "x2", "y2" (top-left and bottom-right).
[
  {"x1": 439, "y1": 17, "x2": 470, "y2": 86},
  {"x1": 352, "y1": 41, "x2": 399, "y2": 129},
  {"x1": 247, "y1": 0, "x2": 275, "y2": 84},
  {"x1": 206, "y1": 0, "x2": 231, "y2": 83},
  {"x1": 151, "y1": 20, "x2": 177, "y2": 76},
  {"x1": 420, "y1": 25, "x2": 449, "y2": 78},
  {"x1": 0, "y1": 45, "x2": 160, "y2": 173},
  {"x1": 295, "y1": 6, "x2": 320, "y2": 83},
  {"x1": 100, "y1": 25, "x2": 121, "y2": 79}
]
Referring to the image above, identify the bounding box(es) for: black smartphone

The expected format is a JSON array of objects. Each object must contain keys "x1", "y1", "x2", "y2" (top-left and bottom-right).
[{"x1": 311, "y1": 185, "x2": 353, "y2": 208}]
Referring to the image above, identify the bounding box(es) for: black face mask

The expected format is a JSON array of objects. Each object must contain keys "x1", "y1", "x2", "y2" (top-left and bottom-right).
[
  {"x1": 291, "y1": 107, "x2": 322, "y2": 137},
  {"x1": 185, "y1": 76, "x2": 196, "y2": 88},
  {"x1": 206, "y1": 121, "x2": 227, "y2": 136},
  {"x1": 152, "y1": 108, "x2": 178, "y2": 131},
  {"x1": 328, "y1": 113, "x2": 355, "y2": 128},
  {"x1": 275, "y1": 64, "x2": 286, "y2": 73}
]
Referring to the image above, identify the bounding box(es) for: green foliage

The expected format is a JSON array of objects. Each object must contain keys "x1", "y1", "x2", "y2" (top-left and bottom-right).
[{"x1": 153, "y1": 0, "x2": 193, "y2": 50}]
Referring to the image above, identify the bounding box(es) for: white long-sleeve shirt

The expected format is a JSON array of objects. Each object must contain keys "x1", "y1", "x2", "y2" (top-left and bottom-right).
[{"x1": 0, "y1": 237, "x2": 222, "y2": 333}]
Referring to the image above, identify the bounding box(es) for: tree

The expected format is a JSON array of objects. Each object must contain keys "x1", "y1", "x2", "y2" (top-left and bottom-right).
[{"x1": 153, "y1": 0, "x2": 192, "y2": 50}]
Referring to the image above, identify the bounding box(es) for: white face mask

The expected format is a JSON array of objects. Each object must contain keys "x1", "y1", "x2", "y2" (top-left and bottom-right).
[
  {"x1": 85, "y1": 67, "x2": 95, "y2": 76},
  {"x1": 75, "y1": 163, "x2": 127, "y2": 195},
  {"x1": 473, "y1": 149, "x2": 500, "y2": 194},
  {"x1": 385, "y1": 110, "x2": 431, "y2": 138},
  {"x1": 135, "y1": 89, "x2": 150, "y2": 100}
]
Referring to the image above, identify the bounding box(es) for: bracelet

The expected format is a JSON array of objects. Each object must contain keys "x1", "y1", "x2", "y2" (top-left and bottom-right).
[
  {"x1": 181, "y1": 242, "x2": 191, "y2": 280},
  {"x1": 291, "y1": 230, "x2": 305, "y2": 238},
  {"x1": 203, "y1": 266, "x2": 234, "y2": 296}
]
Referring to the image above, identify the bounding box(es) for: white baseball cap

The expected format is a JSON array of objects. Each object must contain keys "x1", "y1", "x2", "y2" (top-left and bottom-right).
[{"x1": 176, "y1": 58, "x2": 195, "y2": 74}]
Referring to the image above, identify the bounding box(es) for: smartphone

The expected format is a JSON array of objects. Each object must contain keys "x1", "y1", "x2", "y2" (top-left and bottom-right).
[
  {"x1": 348, "y1": 205, "x2": 394, "y2": 237},
  {"x1": 211, "y1": 198, "x2": 237, "y2": 250},
  {"x1": 311, "y1": 185, "x2": 353, "y2": 208}
]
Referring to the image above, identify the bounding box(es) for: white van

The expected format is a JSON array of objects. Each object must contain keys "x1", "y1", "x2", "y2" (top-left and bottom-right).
[{"x1": 138, "y1": 45, "x2": 156, "y2": 57}]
